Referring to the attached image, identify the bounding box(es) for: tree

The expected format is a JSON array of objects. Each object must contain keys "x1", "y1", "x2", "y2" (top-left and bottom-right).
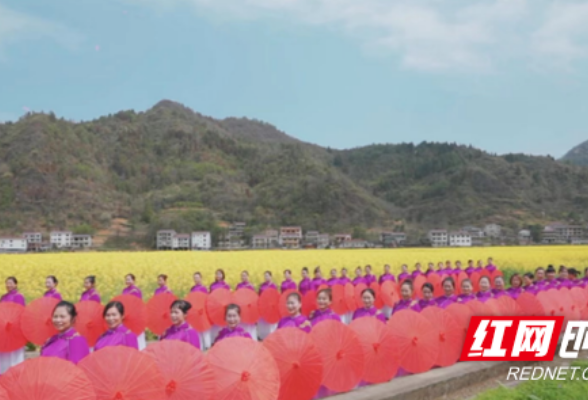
[{"x1": 352, "y1": 226, "x2": 367, "y2": 239}]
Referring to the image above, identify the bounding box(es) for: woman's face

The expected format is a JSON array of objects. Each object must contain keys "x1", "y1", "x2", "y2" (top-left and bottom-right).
[
  {"x1": 400, "y1": 284, "x2": 412, "y2": 300},
  {"x1": 462, "y1": 282, "x2": 473, "y2": 295},
  {"x1": 105, "y1": 307, "x2": 123, "y2": 330},
  {"x1": 362, "y1": 292, "x2": 375, "y2": 308},
  {"x1": 170, "y1": 307, "x2": 185, "y2": 326},
  {"x1": 284, "y1": 271, "x2": 291, "y2": 279},
  {"x1": 494, "y1": 278, "x2": 505, "y2": 290},
  {"x1": 477, "y1": 260, "x2": 484, "y2": 268},
  {"x1": 511, "y1": 276, "x2": 522, "y2": 288},
  {"x1": 401, "y1": 265, "x2": 408, "y2": 273},
  {"x1": 365, "y1": 266, "x2": 372, "y2": 275},
  {"x1": 83, "y1": 279, "x2": 93, "y2": 290},
  {"x1": 52, "y1": 306, "x2": 73, "y2": 333},
  {"x1": 330, "y1": 269, "x2": 337, "y2": 278},
  {"x1": 560, "y1": 270, "x2": 568, "y2": 280},
  {"x1": 546, "y1": 271, "x2": 556, "y2": 281},
  {"x1": 193, "y1": 274, "x2": 202, "y2": 284},
  {"x1": 45, "y1": 278, "x2": 55, "y2": 290},
  {"x1": 286, "y1": 296, "x2": 301, "y2": 316},
  {"x1": 125, "y1": 275, "x2": 134, "y2": 287},
  {"x1": 302, "y1": 269, "x2": 309, "y2": 278},
  {"x1": 355, "y1": 268, "x2": 362, "y2": 277},
  {"x1": 226, "y1": 309, "x2": 240, "y2": 328},
  {"x1": 479, "y1": 278, "x2": 490, "y2": 292},
  {"x1": 535, "y1": 270, "x2": 545, "y2": 281},
  {"x1": 384, "y1": 265, "x2": 390, "y2": 273},
  {"x1": 216, "y1": 271, "x2": 223, "y2": 281},
  {"x1": 264, "y1": 272, "x2": 271, "y2": 282},
  {"x1": 443, "y1": 281, "x2": 454, "y2": 296},
  {"x1": 314, "y1": 270, "x2": 322, "y2": 279},
  {"x1": 416, "y1": 263, "x2": 422, "y2": 270},
  {"x1": 5, "y1": 279, "x2": 16, "y2": 292},
  {"x1": 317, "y1": 292, "x2": 331, "y2": 310},
  {"x1": 423, "y1": 287, "x2": 433, "y2": 300},
  {"x1": 341, "y1": 269, "x2": 348, "y2": 277},
  {"x1": 437, "y1": 263, "x2": 444, "y2": 269},
  {"x1": 241, "y1": 272, "x2": 249, "y2": 282},
  {"x1": 157, "y1": 277, "x2": 166, "y2": 287}
]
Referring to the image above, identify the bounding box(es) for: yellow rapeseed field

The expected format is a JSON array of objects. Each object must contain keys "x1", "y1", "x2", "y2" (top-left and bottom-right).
[{"x1": 2, "y1": 246, "x2": 588, "y2": 302}]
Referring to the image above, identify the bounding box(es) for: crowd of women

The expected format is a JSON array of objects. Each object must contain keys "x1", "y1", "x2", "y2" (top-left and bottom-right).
[{"x1": 1, "y1": 257, "x2": 585, "y2": 398}]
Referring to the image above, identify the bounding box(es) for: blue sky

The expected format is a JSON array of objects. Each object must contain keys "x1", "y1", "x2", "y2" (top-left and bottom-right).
[{"x1": 1, "y1": 0, "x2": 588, "y2": 157}]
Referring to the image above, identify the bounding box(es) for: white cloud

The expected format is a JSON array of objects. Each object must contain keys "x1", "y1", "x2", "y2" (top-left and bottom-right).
[
  {"x1": 0, "y1": 3, "x2": 82, "y2": 58},
  {"x1": 126, "y1": 0, "x2": 588, "y2": 73}
]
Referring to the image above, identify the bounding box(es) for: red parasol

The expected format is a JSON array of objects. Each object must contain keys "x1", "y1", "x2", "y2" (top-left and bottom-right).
[
  {"x1": 331, "y1": 285, "x2": 348, "y2": 315},
  {"x1": 233, "y1": 289, "x2": 260, "y2": 324},
  {"x1": 570, "y1": 287, "x2": 588, "y2": 312},
  {"x1": 317, "y1": 284, "x2": 329, "y2": 292},
  {"x1": 413, "y1": 275, "x2": 427, "y2": 299},
  {"x1": 516, "y1": 292, "x2": 545, "y2": 316},
  {"x1": 380, "y1": 281, "x2": 400, "y2": 307},
  {"x1": 559, "y1": 288, "x2": 580, "y2": 321},
  {"x1": 469, "y1": 272, "x2": 481, "y2": 293},
  {"x1": 496, "y1": 296, "x2": 522, "y2": 316},
  {"x1": 279, "y1": 289, "x2": 298, "y2": 318},
  {"x1": 387, "y1": 310, "x2": 439, "y2": 374},
  {"x1": 258, "y1": 288, "x2": 281, "y2": 324},
  {"x1": 75, "y1": 301, "x2": 107, "y2": 347},
  {"x1": 445, "y1": 303, "x2": 473, "y2": 337},
  {"x1": 263, "y1": 328, "x2": 323, "y2": 400},
  {"x1": 427, "y1": 273, "x2": 442, "y2": 297},
  {"x1": 301, "y1": 290, "x2": 316, "y2": 317},
  {"x1": 349, "y1": 317, "x2": 398, "y2": 383},
  {"x1": 112, "y1": 294, "x2": 148, "y2": 335},
  {"x1": 468, "y1": 300, "x2": 492, "y2": 317},
  {"x1": 207, "y1": 337, "x2": 280, "y2": 400},
  {"x1": 490, "y1": 270, "x2": 503, "y2": 288},
  {"x1": 0, "y1": 302, "x2": 27, "y2": 352},
  {"x1": 537, "y1": 291, "x2": 561, "y2": 317},
  {"x1": 183, "y1": 291, "x2": 211, "y2": 332},
  {"x1": 369, "y1": 282, "x2": 385, "y2": 309},
  {"x1": 145, "y1": 341, "x2": 215, "y2": 400},
  {"x1": 354, "y1": 283, "x2": 368, "y2": 309},
  {"x1": 455, "y1": 272, "x2": 468, "y2": 295},
  {"x1": 310, "y1": 320, "x2": 364, "y2": 392},
  {"x1": 0, "y1": 357, "x2": 96, "y2": 400},
  {"x1": 343, "y1": 283, "x2": 357, "y2": 312},
  {"x1": 0, "y1": 386, "x2": 6, "y2": 400},
  {"x1": 485, "y1": 299, "x2": 502, "y2": 316},
  {"x1": 421, "y1": 307, "x2": 464, "y2": 367},
  {"x1": 79, "y1": 346, "x2": 166, "y2": 400},
  {"x1": 206, "y1": 289, "x2": 231, "y2": 327},
  {"x1": 147, "y1": 293, "x2": 178, "y2": 335},
  {"x1": 21, "y1": 297, "x2": 59, "y2": 345}
]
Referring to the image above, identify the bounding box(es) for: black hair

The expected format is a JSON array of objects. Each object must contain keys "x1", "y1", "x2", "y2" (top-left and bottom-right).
[
  {"x1": 284, "y1": 269, "x2": 292, "y2": 275},
  {"x1": 103, "y1": 301, "x2": 125, "y2": 318},
  {"x1": 158, "y1": 274, "x2": 168, "y2": 281},
  {"x1": 171, "y1": 300, "x2": 192, "y2": 314},
  {"x1": 479, "y1": 276, "x2": 491, "y2": 285},
  {"x1": 422, "y1": 283, "x2": 434, "y2": 292},
  {"x1": 524, "y1": 272, "x2": 534, "y2": 280},
  {"x1": 53, "y1": 301, "x2": 77, "y2": 321},
  {"x1": 317, "y1": 288, "x2": 332, "y2": 301},
  {"x1": 6, "y1": 276, "x2": 17, "y2": 285},
  {"x1": 509, "y1": 273, "x2": 521, "y2": 286},
  {"x1": 461, "y1": 278, "x2": 473, "y2": 286},
  {"x1": 302, "y1": 267, "x2": 309, "y2": 273},
  {"x1": 535, "y1": 267, "x2": 545, "y2": 273},
  {"x1": 241, "y1": 270, "x2": 249, "y2": 276},
  {"x1": 216, "y1": 269, "x2": 226, "y2": 280},
  {"x1": 85, "y1": 276, "x2": 96, "y2": 285},
  {"x1": 126, "y1": 274, "x2": 136, "y2": 281},
  {"x1": 568, "y1": 268, "x2": 579, "y2": 277},
  {"x1": 558, "y1": 265, "x2": 567, "y2": 273},
  {"x1": 442, "y1": 277, "x2": 456, "y2": 288},
  {"x1": 287, "y1": 292, "x2": 302, "y2": 303},
  {"x1": 194, "y1": 272, "x2": 202, "y2": 278},
  {"x1": 265, "y1": 271, "x2": 273, "y2": 277},
  {"x1": 361, "y1": 288, "x2": 376, "y2": 298},
  {"x1": 225, "y1": 303, "x2": 241, "y2": 316},
  {"x1": 546, "y1": 265, "x2": 556, "y2": 274},
  {"x1": 401, "y1": 279, "x2": 414, "y2": 290},
  {"x1": 314, "y1": 266, "x2": 321, "y2": 274},
  {"x1": 47, "y1": 275, "x2": 58, "y2": 284}
]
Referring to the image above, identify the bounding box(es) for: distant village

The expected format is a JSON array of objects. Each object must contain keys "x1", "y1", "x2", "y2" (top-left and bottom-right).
[{"x1": 0, "y1": 222, "x2": 587, "y2": 253}]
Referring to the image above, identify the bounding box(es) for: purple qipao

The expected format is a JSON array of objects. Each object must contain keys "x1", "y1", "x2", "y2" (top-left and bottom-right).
[
  {"x1": 379, "y1": 273, "x2": 396, "y2": 284},
  {"x1": 309, "y1": 308, "x2": 341, "y2": 326},
  {"x1": 281, "y1": 279, "x2": 297, "y2": 292},
  {"x1": 122, "y1": 285, "x2": 143, "y2": 299},
  {"x1": 277, "y1": 315, "x2": 312, "y2": 333},
  {"x1": 210, "y1": 281, "x2": 231, "y2": 292},
  {"x1": 397, "y1": 272, "x2": 411, "y2": 282},
  {"x1": 94, "y1": 325, "x2": 138, "y2": 351},
  {"x1": 236, "y1": 282, "x2": 256, "y2": 291},
  {"x1": 40, "y1": 328, "x2": 90, "y2": 364},
  {"x1": 154, "y1": 286, "x2": 173, "y2": 296},
  {"x1": 311, "y1": 278, "x2": 327, "y2": 291},
  {"x1": 457, "y1": 294, "x2": 476, "y2": 304},
  {"x1": 392, "y1": 299, "x2": 421, "y2": 313},
  {"x1": 259, "y1": 281, "x2": 278, "y2": 294},
  {"x1": 327, "y1": 278, "x2": 341, "y2": 286},
  {"x1": 0, "y1": 290, "x2": 25, "y2": 305},
  {"x1": 190, "y1": 284, "x2": 208, "y2": 294},
  {"x1": 44, "y1": 288, "x2": 62, "y2": 301},
  {"x1": 352, "y1": 277, "x2": 366, "y2": 286},
  {"x1": 364, "y1": 274, "x2": 377, "y2": 286},
  {"x1": 352, "y1": 307, "x2": 387, "y2": 323},
  {"x1": 299, "y1": 278, "x2": 312, "y2": 295},
  {"x1": 418, "y1": 298, "x2": 437, "y2": 310},
  {"x1": 339, "y1": 277, "x2": 351, "y2": 286},
  {"x1": 436, "y1": 295, "x2": 458, "y2": 309},
  {"x1": 505, "y1": 287, "x2": 523, "y2": 299},
  {"x1": 476, "y1": 291, "x2": 493, "y2": 303},
  {"x1": 214, "y1": 326, "x2": 252, "y2": 344},
  {"x1": 80, "y1": 288, "x2": 101, "y2": 303},
  {"x1": 160, "y1": 322, "x2": 201, "y2": 349}
]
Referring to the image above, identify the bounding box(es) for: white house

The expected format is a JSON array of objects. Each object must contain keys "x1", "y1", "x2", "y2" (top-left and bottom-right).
[
  {"x1": 280, "y1": 226, "x2": 303, "y2": 249},
  {"x1": 157, "y1": 230, "x2": 176, "y2": 249},
  {"x1": 0, "y1": 237, "x2": 28, "y2": 252},
  {"x1": 484, "y1": 224, "x2": 502, "y2": 238},
  {"x1": 317, "y1": 234, "x2": 330, "y2": 249},
  {"x1": 462, "y1": 226, "x2": 484, "y2": 238},
  {"x1": 340, "y1": 239, "x2": 368, "y2": 249},
  {"x1": 50, "y1": 231, "x2": 73, "y2": 248},
  {"x1": 72, "y1": 234, "x2": 93, "y2": 249},
  {"x1": 449, "y1": 231, "x2": 472, "y2": 247},
  {"x1": 428, "y1": 230, "x2": 448, "y2": 247},
  {"x1": 191, "y1": 231, "x2": 211, "y2": 250},
  {"x1": 23, "y1": 232, "x2": 43, "y2": 244},
  {"x1": 175, "y1": 234, "x2": 191, "y2": 250}
]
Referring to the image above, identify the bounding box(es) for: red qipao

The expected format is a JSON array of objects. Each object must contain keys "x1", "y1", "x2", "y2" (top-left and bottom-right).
[
  {"x1": 160, "y1": 322, "x2": 201, "y2": 349},
  {"x1": 94, "y1": 325, "x2": 138, "y2": 351},
  {"x1": 214, "y1": 326, "x2": 252, "y2": 345},
  {"x1": 80, "y1": 289, "x2": 100, "y2": 303},
  {"x1": 44, "y1": 288, "x2": 63, "y2": 301},
  {"x1": 352, "y1": 307, "x2": 387, "y2": 323},
  {"x1": 122, "y1": 285, "x2": 143, "y2": 299},
  {"x1": 0, "y1": 290, "x2": 25, "y2": 306},
  {"x1": 309, "y1": 308, "x2": 341, "y2": 326},
  {"x1": 277, "y1": 315, "x2": 312, "y2": 333},
  {"x1": 40, "y1": 327, "x2": 90, "y2": 364}
]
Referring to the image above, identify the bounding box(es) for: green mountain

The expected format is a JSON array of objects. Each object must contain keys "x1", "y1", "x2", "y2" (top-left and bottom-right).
[
  {"x1": 1, "y1": 100, "x2": 587, "y2": 247},
  {"x1": 561, "y1": 140, "x2": 588, "y2": 166}
]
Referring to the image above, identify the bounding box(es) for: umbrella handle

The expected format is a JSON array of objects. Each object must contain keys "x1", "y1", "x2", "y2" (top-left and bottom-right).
[
  {"x1": 241, "y1": 371, "x2": 251, "y2": 382},
  {"x1": 166, "y1": 380, "x2": 177, "y2": 394}
]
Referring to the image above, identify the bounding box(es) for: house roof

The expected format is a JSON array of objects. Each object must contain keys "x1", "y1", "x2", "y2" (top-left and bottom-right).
[{"x1": 50, "y1": 231, "x2": 73, "y2": 234}]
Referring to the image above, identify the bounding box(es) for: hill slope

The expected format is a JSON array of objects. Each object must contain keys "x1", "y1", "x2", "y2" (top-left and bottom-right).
[
  {"x1": 1, "y1": 100, "x2": 587, "y2": 245},
  {"x1": 561, "y1": 140, "x2": 588, "y2": 166}
]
